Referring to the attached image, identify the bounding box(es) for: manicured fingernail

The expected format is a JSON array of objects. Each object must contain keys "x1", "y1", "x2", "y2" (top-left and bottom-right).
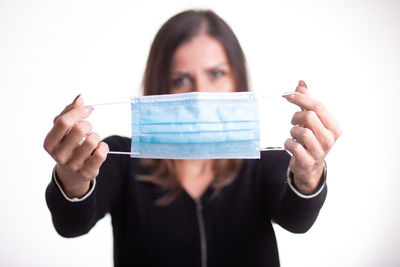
[
  {"x1": 85, "y1": 105, "x2": 94, "y2": 112},
  {"x1": 73, "y1": 94, "x2": 82, "y2": 103},
  {"x1": 283, "y1": 94, "x2": 294, "y2": 101},
  {"x1": 299, "y1": 80, "x2": 307, "y2": 89}
]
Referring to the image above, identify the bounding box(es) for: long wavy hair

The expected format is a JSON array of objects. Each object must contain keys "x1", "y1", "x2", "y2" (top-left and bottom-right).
[{"x1": 139, "y1": 10, "x2": 249, "y2": 205}]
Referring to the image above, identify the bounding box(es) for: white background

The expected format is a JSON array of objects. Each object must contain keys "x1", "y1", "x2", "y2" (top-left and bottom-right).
[{"x1": 1, "y1": 0, "x2": 399, "y2": 266}]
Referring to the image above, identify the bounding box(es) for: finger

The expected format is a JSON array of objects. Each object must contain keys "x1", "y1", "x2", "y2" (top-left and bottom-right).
[
  {"x1": 284, "y1": 93, "x2": 341, "y2": 138},
  {"x1": 284, "y1": 138, "x2": 310, "y2": 162},
  {"x1": 291, "y1": 110, "x2": 334, "y2": 150},
  {"x1": 293, "y1": 80, "x2": 308, "y2": 112},
  {"x1": 79, "y1": 142, "x2": 109, "y2": 179},
  {"x1": 295, "y1": 80, "x2": 309, "y2": 96},
  {"x1": 44, "y1": 106, "x2": 94, "y2": 153},
  {"x1": 284, "y1": 138, "x2": 315, "y2": 172},
  {"x1": 66, "y1": 132, "x2": 100, "y2": 172},
  {"x1": 290, "y1": 126, "x2": 324, "y2": 160},
  {"x1": 53, "y1": 95, "x2": 84, "y2": 125},
  {"x1": 52, "y1": 121, "x2": 93, "y2": 164}
]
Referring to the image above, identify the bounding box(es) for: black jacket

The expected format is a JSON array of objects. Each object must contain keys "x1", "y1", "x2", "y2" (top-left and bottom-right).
[{"x1": 46, "y1": 135, "x2": 327, "y2": 267}]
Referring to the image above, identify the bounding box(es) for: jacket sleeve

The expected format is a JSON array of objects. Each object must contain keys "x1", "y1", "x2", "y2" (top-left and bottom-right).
[
  {"x1": 45, "y1": 136, "x2": 130, "y2": 237},
  {"x1": 258, "y1": 150, "x2": 328, "y2": 233}
]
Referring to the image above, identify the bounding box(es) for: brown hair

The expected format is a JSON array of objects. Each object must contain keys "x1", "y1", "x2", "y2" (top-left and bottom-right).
[{"x1": 139, "y1": 10, "x2": 248, "y2": 205}]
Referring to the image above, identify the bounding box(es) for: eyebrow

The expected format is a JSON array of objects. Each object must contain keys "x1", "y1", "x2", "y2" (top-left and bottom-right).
[{"x1": 171, "y1": 63, "x2": 229, "y2": 75}]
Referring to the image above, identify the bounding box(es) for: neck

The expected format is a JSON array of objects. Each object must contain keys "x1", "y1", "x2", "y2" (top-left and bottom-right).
[
  {"x1": 175, "y1": 159, "x2": 214, "y2": 199},
  {"x1": 175, "y1": 159, "x2": 213, "y2": 177}
]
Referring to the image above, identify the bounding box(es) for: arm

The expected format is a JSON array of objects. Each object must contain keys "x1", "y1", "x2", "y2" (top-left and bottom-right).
[
  {"x1": 43, "y1": 95, "x2": 126, "y2": 237},
  {"x1": 45, "y1": 170, "x2": 98, "y2": 237},
  {"x1": 273, "y1": 178, "x2": 327, "y2": 234},
  {"x1": 258, "y1": 150, "x2": 327, "y2": 233},
  {"x1": 273, "y1": 163, "x2": 328, "y2": 233},
  {"x1": 262, "y1": 80, "x2": 340, "y2": 232},
  {"x1": 45, "y1": 135, "x2": 129, "y2": 237}
]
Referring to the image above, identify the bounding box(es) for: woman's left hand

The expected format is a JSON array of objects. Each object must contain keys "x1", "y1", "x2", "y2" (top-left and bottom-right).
[{"x1": 283, "y1": 80, "x2": 342, "y2": 194}]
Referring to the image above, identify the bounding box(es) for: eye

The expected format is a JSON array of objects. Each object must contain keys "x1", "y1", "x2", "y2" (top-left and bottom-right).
[
  {"x1": 171, "y1": 76, "x2": 191, "y2": 88},
  {"x1": 210, "y1": 70, "x2": 226, "y2": 79}
]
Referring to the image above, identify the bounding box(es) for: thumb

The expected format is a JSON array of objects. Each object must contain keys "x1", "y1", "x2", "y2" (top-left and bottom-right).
[
  {"x1": 55, "y1": 94, "x2": 85, "y2": 121},
  {"x1": 295, "y1": 80, "x2": 309, "y2": 95},
  {"x1": 71, "y1": 94, "x2": 84, "y2": 108}
]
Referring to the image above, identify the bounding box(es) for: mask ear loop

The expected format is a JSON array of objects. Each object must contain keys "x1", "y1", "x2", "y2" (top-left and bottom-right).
[
  {"x1": 260, "y1": 147, "x2": 286, "y2": 151},
  {"x1": 84, "y1": 101, "x2": 132, "y2": 155},
  {"x1": 108, "y1": 148, "x2": 288, "y2": 155},
  {"x1": 107, "y1": 151, "x2": 132, "y2": 155},
  {"x1": 89, "y1": 101, "x2": 131, "y2": 107},
  {"x1": 256, "y1": 91, "x2": 299, "y2": 153},
  {"x1": 256, "y1": 91, "x2": 299, "y2": 100}
]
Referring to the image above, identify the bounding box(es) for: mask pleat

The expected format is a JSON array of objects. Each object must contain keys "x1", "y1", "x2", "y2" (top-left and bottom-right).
[{"x1": 130, "y1": 92, "x2": 260, "y2": 159}]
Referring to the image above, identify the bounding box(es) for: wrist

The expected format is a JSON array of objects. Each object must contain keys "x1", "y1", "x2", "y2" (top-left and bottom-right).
[
  {"x1": 63, "y1": 182, "x2": 91, "y2": 198},
  {"x1": 55, "y1": 165, "x2": 92, "y2": 198},
  {"x1": 290, "y1": 161, "x2": 327, "y2": 195}
]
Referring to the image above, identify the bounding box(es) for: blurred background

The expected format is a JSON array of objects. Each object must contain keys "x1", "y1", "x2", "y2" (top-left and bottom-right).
[{"x1": 1, "y1": 0, "x2": 399, "y2": 266}]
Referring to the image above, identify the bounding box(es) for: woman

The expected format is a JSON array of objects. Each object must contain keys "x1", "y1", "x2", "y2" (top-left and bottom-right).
[{"x1": 44, "y1": 10, "x2": 341, "y2": 267}]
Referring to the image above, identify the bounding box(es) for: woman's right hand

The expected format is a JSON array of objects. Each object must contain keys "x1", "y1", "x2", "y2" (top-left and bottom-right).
[{"x1": 43, "y1": 95, "x2": 109, "y2": 198}]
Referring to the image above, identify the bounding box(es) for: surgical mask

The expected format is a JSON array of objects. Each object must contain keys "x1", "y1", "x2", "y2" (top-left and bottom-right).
[
  {"x1": 129, "y1": 92, "x2": 260, "y2": 159},
  {"x1": 102, "y1": 91, "x2": 295, "y2": 159}
]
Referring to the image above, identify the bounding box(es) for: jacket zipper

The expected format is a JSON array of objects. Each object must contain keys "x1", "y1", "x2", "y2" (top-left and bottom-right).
[{"x1": 195, "y1": 198, "x2": 207, "y2": 267}]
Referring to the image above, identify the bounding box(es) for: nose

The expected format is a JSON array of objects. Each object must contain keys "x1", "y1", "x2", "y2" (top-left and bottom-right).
[{"x1": 193, "y1": 74, "x2": 209, "y2": 92}]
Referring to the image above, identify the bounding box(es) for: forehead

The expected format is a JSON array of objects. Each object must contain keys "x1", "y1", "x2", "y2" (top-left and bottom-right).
[{"x1": 171, "y1": 35, "x2": 229, "y2": 70}]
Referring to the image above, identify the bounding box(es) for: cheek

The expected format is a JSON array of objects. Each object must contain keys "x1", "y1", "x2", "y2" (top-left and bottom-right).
[{"x1": 215, "y1": 75, "x2": 236, "y2": 92}]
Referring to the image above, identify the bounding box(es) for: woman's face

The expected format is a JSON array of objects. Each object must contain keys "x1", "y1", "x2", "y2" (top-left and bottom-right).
[{"x1": 169, "y1": 35, "x2": 236, "y2": 93}]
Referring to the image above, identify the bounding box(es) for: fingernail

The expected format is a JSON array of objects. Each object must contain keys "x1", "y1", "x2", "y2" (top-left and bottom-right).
[
  {"x1": 283, "y1": 94, "x2": 294, "y2": 101},
  {"x1": 85, "y1": 105, "x2": 94, "y2": 112},
  {"x1": 73, "y1": 94, "x2": 82, "y2": 103},
  {"x1": 299, "y1": 80, "x2": 307, "y2": 89}
]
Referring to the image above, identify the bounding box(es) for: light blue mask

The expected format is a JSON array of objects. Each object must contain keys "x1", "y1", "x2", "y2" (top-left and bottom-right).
[{"x1": 130, "y1": 92, "x2": 260, "y2": 159}]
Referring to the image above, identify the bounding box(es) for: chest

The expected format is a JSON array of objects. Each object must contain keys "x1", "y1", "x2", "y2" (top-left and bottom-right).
[{"x1": 113, "y1": 179, "x2": 275, "y2": 266}]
